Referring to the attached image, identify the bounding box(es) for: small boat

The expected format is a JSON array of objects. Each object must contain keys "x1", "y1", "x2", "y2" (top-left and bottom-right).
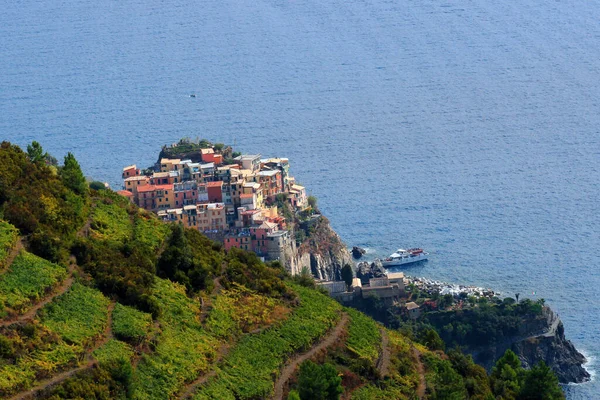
[{"x1": 381, "y1": 248, "x2": 428, "y2": 267}]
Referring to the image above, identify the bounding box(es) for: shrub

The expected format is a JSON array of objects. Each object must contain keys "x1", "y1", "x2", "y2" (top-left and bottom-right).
[
  {"x1": 297, "y1": 361, "x2": 342, "y2": 400},
  {"x1": 112, "y1": 303, "x2": 153, "y2": 343},
  {"x1": 0, "y1": 220, "x2": 19, "y2": 264}
]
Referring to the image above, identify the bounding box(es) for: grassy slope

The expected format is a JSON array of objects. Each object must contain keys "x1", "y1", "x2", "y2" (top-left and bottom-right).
[
  {"x1": 0, "y1": 251, "x2": 68, "y2": 316},
  {"x1": 0, "y1": 175, "x2": 493, "y2": 400}
]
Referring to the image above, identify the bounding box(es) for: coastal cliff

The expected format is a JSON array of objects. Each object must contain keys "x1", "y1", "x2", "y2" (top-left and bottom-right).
[
  {"x1": 426, "y1": 305, "x2": 589, "y2": 384},
  {"x1": 293, "y1": 216, "x2": 352, "y2": 280},
  {"x1": 472, "y1": 307, "x2": 589, "y2": 383}
]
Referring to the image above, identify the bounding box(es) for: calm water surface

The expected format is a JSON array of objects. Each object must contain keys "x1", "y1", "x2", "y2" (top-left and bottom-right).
[{"x1": 2, "y1": 1, "x2": 599, "y2": 397}]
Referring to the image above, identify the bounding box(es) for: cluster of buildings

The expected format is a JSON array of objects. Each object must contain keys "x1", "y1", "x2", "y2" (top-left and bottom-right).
[
  {"x1": 118, "y1": 148, "x2": 310, "y2": 263},
  {"x1": 317, "y1": 272, "x2": 422, "y2": 318}
]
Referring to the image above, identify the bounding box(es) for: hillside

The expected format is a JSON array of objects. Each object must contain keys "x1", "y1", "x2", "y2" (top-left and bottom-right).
[{"x1": 0, "y1": 141, "x2": 564, "y2": 399}]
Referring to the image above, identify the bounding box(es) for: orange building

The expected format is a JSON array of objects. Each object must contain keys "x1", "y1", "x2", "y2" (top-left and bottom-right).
[{"x1": 136, "y1": 184, "x2": 174, "y2": 212}]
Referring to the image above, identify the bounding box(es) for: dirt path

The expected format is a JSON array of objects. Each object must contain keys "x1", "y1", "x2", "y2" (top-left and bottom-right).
[
  {"x1": 0, "y1": 260, "x2": 76, "y2": 328},
  {"x1": 376, "y1": 328, "x2": 391, "y2": 377},
  {"x1": 9, "y1": 302, "x2": 116, "y2": 400},
  {"x1": 271, "y1": 312, "x2": 350, "y2": 400},
  {"x1": 1, "y1": 238, "x2": 24, "y2": 273},
  {"x1": 412, "y1": 347, "x2": 426, "y2": 399},
  {"x1": 200, "y1": 277, "x2": 222, "y2": 324}
]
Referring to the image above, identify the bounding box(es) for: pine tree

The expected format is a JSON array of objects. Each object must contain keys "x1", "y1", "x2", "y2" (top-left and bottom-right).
[
  {"x1": 60, "y1": 152, "x2": 87, "y2": 196},
  {"x1": 26, "y1": 141, "x2": 45, "y2": 163},
  {"x1": 341, "y1": 264, "x2": 353, "y2": 291},
  {"x1": 297, "y1": 361, "x2": 342, "y2": 400},
  {"x1": 518, "y1": 362, "x2": 564, "y2": 400}
]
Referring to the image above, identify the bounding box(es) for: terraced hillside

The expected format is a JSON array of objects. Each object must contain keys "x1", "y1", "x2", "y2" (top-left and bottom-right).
[{"x1": 0, "y1": 141, "x2": 563, "y2": 399}]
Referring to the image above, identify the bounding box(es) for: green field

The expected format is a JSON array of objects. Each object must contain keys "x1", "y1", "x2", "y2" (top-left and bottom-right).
[
  {"x1": 112, "y1": 303, "x2": 153, "y2": 344},
  {"x1": 205, "y1": 284, "x2": 289, "y2": 339},
  {"x1": 130, "y1": 278, "x2": 220, "y2": 399},
  {"x1": 193, "y1": 284, "x2": 342, "y2": 400},
  {"x1": 0, "y1": 220, "x2": 19, "y2": 265},
  {"x1": 0, "y1": 251, "x2": 68, "y2": 315},
  {"x1": 41, "y1": 283, "x2": 110, "y2": 346},
  {"x1": 345, "y1": 307, "x2": 381, "y2": 363},
  {"x1": 0, "y1": 284, "x2": 110, "y2": 396},
  {"x1": 132, "y1": 211, "x2": 170, "y2": 253},
  {"x1": 89, "y1": 200, "x2": 133, "y2": 242},
  {"x1": 93, "y1": 339, "x2": 134, "y2": 364}
]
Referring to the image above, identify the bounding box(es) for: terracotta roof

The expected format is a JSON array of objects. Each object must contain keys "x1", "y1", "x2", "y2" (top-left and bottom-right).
[
  {"x1": 137, "y1": 185, "x2": 157, "y2": 193},
  {"x1": 240, "y1": 193, "x2": 254, "y2": 199},
  {"x1": 137, "y1": 184, "x2": 173, "y2": 193},
  {"x1": 206, "y1": 181, "x2": 223, "y2": 187},
  {"x1": 155, "y1": 184, "x2": 173, "y2": 190},
  {"x1": 117, "y1": 190, "x2": 133, "y2": 197}
]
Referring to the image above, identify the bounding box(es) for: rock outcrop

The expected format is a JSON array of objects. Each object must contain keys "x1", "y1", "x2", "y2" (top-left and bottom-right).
[
  {"x1": 469, "y1": 307, "x2": 589, "y2": 384},
  {"x1": 352, "y1": 246, "x2": 366, "y2": 259},
  {"x1": 293, "y1": 216, "x2": 352, "y2": 281},
  {"x1": 356, "y1": 259, "x2": 386, "y2": 284}
]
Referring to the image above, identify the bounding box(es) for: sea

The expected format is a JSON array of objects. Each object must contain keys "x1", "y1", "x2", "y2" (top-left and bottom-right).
[{"x1": 1, "y1": 0, "x2": 599, "y2": 397}]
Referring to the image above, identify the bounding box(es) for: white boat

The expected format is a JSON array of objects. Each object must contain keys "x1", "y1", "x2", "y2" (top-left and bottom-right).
[{"x1": 381, "y1": 248, "x2": 428, "y2": 267}]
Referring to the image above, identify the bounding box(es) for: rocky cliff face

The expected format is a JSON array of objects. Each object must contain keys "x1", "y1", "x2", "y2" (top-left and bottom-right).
[
  {"x1": 470, "y1": 307, "x2": 590, "y2": 384},
  {"x1": 292, "y1": 216, "x2": 352, "y2": 281}
]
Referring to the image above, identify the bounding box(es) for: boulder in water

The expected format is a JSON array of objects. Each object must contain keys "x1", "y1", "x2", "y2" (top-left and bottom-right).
[{"x1": 352, "y1": 246, "x2": 366, "y2": 259}]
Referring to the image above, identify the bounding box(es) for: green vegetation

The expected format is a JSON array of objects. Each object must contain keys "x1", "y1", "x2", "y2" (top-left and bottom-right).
[
  {"x1": 0, "y1": 283, "x2": 110, "y2": 396},
  {"x1": 341, "y1": 264, "x2": 353, "y2": 291},
  {"x1": 157, "y1": 224, "x2": 222, "y2": 293},
  {"x1": 351, "y1": 383, "x2": 408, "y2": 400},
  {"x1": 111, "y1": 303, "x2": 153, "y2": 344},
  {"x1": 0, "y1": 141, "x2": 566, "y2": 400},
  {"x1": 41, "y1": 283, "x2": 110, "y2": 346},
  {"x1": 223, "y1": 247, "x2": 292, "y2": 299},
  {"x1": 194, "y1": 285, "x2": 342, "y2": 399},
  {"x1": 490, "y1": 349, "x2": 564, "y2": 400},
  {"x1": 422, "y1": 298, "x2": 546, "y2": 347},
  {"x1": 345, "y1": 308, "x2": 381, "y2": 363},
  {"x1": 0, "y1": 142, "x2": 87, "y2": 263},
  {"x1": 0, "y1": 220, "x2": 19, "y2": 264},
  {"x1": 423, "y1": 352, "x2": 468, "y2": 399},
  {"x1": 296, "y1": 360, "x2": 342, "y2": 400},
  {"x1": 89, "y1": 181, "x2": 107, "y2": 191},
  {"x1": 130, "y1": 278, "x2": 219, "y2": 399},
  {"x1": 90, "y1": 198, "x2": 133, "y2": 243},
  {"x1": 93, "y1": 339, "x2": 134, "y2": 364},
  {"x1": 205, "y1": 283, "x2": 289, "y2": 338},
  {"x1": 0, "y1": 251, "x2": 67, "y2": 316},
  {"x1": 133, "y1": 210, "x2": 170, "y2": 253},
  {"x1": 60, "y1": 152, "x2": 88, "y2": 197}
]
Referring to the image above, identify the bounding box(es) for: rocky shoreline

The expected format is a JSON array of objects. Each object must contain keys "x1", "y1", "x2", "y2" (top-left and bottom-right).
[{"x1": 347, "y1": 254, "x2": 590, "y2": 384}]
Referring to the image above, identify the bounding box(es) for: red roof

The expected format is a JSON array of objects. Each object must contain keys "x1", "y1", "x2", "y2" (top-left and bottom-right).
[
  {"x1": 137, "y1": 185, "x2": 157, "y2": 193},
  {"x1": 155, "y1": 184, "x2": 173, "y2": 190},
  {"x1": 117, "y1": 190, "x2": 133, "y2": 197},
  {"x1": 240, "y1": 193, "x2": 254, "y2": 199},
  {"x1": 206, "y1": 181, "x2": 223, "y2": 187},
  {"x1": 137, "y1": 184, "x2": 173, "y2": 193}
]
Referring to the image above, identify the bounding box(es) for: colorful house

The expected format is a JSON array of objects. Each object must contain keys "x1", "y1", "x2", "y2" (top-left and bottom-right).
[{"x1": 206, "y1": 181, "x2": 224, "y2": 203}]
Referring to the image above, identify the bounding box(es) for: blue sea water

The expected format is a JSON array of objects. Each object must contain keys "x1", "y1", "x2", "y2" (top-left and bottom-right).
[{"x1": 2, "y1": 0, "x2": 599, "y2": 397}]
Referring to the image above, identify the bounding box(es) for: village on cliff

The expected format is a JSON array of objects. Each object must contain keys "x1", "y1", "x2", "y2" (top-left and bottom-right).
[
  {"x1": 118, "y1": 140, "x2": 310, "y2": 266},
  {"x1": 118, "y1": 140, "x2": 492, "y2": 312}
]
